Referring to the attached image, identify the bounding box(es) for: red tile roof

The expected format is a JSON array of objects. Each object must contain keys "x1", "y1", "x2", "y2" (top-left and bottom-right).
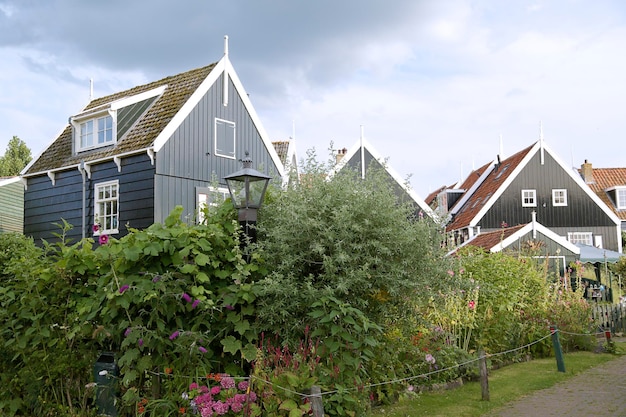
[
  {"x1": 456, "y1": 224, "x2": 527, "y2": 252},
  {"x1": 584, "y1": 167, "x2": 626, "y2": 221},
  {"x1": 446, "y1": 144, "x2": 535, "y2": 232}
]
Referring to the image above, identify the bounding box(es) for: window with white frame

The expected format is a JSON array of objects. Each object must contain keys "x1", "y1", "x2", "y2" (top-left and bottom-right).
[
  {"x1": 94, "y1": 180, "x2": 119, "y2": 234},
  {"x1": 521, "y1": 189, "x2": 537, "y2": 207},
  {"x1": 552, "y1": 189, "x2": 567, "y2": 206},
  {"x1": 617, "y1": 188, "x2": 626, "y2": 209},
  {"x1": 215, "y1": 118, "x2": 236, "y2": 158},
  {"x1": 78, "y1": 114, "x2": 114, "y2": 150},
  {"x1": 568, "y1": 232, "x2": 592, "y2": 246},
  {"x1": 197, "y1": 186, "x2": 230, "y2": 223},
  {"x1": 71, "y1": 85, "x2": 166, "y2": 153}
]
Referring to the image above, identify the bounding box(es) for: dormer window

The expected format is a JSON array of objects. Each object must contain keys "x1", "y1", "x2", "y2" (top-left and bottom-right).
[
  {"x1": 70, "y1": 85, "x2": 167, "y2": 153},
  {"x1": 80, "y1": 114, "x2": 114, "y2": 149},
  {"x1": 606, "y1": 186, "x2": 626, "y2": 210}
]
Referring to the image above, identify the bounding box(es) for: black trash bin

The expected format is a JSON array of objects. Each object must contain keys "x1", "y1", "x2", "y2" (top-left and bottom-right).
[{"x1": 93, "y1": 352, "x2": 119, "y2": 416}]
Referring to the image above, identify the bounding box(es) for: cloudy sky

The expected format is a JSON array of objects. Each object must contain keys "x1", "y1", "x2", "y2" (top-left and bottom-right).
[{"x1": 1, "y1": 0, "x2": 625, "y2": 196}]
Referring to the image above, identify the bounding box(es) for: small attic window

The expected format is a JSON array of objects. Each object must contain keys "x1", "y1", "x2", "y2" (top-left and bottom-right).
[
  {"x1": 215, "y1": 118, "x2": 236, "y2": 159},
  {"x1": 612, "y1": 187, "x2": 626, "y2": 209},
  {"x1": 71, "y1": 85, "x2": 166, "y2": 153}
]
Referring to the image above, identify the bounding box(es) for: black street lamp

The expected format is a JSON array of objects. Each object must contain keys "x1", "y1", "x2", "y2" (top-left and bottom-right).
[{"x1": 224, "y1": 152, "x2": 271, "y2": 244}]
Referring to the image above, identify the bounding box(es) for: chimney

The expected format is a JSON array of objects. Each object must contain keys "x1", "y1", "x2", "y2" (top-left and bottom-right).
[
  {"x1": 581, "y1": 159, "x2": 594, "y2": 184},
  {"x1": 336, "y1": 147, "x2": 347, "y2": 164}
]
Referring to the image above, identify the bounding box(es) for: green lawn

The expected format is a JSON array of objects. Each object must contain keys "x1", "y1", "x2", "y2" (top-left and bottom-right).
[{"x1": 369, "y1": 343, "x2": 625, "y2": 417}]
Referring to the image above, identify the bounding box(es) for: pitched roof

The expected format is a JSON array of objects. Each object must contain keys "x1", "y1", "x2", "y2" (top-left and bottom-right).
[
  {"x1": 446, "y1": 144, "x2": 534, "y2": 231},
  {"x1": 24, "y1": 64, "x2": 216, "y2": 175},
  {"x1": 328, "y1": 137, "x2": 434, "y2": 217},
  {"x1": 424, "y1": 185, "x2": 447, "y2": 207},
  {"x1": 448, "y1": 219, "x2": 580, "y2": 256},
  {"x1": 583, "y1": 167, "x2": 626, "y2": 222},
  {"x1": 272, "y1": 141, "x2": 290, "y2": 165}
]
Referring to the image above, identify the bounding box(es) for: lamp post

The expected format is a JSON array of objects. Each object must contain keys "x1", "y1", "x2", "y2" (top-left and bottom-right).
[{"x1": 224, "y1": 152, "x2": 271, "y2": 244}]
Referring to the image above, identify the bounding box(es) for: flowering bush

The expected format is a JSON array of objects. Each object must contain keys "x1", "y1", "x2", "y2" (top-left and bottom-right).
[{"x1": 181, "y1": 375, "x2": 259, "y2": 416}]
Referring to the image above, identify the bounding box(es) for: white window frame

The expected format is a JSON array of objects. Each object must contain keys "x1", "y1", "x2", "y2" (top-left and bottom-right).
[
  {"x1": 94, "y1": 180, "x2": 119, "y2": 235},
  {"x1": 521, "y1": 189, "x2": 537, "y2": 207},
  {"x1": 196, "y1": 186, "x2": 230, "y2": 223},
  {"x1": 72, "y1": 110, "x2": 117, "y2": 152},
  {"x1": 214, "y1": 118, "x2": 236, "y2": 159},
  {"x1": 568, "y1": 232, "x2": 593, "y2": 246},
  {"x1": 552, "y1": 189, "x2": 567, "y2": 207},
  {"x1": 616, "y1": 188, "x2": 626, "y2": 209}
]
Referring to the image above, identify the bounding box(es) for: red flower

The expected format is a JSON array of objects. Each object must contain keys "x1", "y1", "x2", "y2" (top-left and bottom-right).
[
  {"x1": 468, "y1": 300, "x2": 476, "y2": 310},
  {"x1": 92, "y1": 224, "x2": 99, "y2": 232},
  {"x1": 99, "y1": 234, "x2": 109, "y2": 245}
]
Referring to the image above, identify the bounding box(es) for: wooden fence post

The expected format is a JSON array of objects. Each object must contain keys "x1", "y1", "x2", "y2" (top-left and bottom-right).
[
  {"x1": 310, "y1": 385, "x2": 324, "y2": 417},
  {"x1": 550, "y1": 325, "x2": 566, "y2": 373},
  {"x1": 478, "y1": 349, "x2": 489, "y2": 401}
]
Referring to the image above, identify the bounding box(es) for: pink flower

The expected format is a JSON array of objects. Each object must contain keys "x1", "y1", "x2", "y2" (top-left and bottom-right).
[
  {"x1": 119, "y1": 285, "x2": 129, "y2": 294},
  {"x1": 99, "y1": 234, "x2": 109, "y2": 245},
  {"x1": 237, "y1": 380, "x2": 249, "y2": 391},
  {"x1": 220, "y1": 376, "x2": 235, "y2": 389},
  {"x1": 198, "y1": 346, "x2": 207, "y2": 354},
  {"x1": 189, "y1": 382, "x2": 199, "y2": 390},
  {"x1": 224, "y1": 305, "x2": 234, "y2": 311},
  {"x1": 425, "y1": 353, "x2": 436, "y2": 364},
  {"x1": 213, "y1": 401, "x2": 229, "y2": 414},
  {"x1": 138, "y1": 339, "x2": 143, "y2": 347},
  {"x1": 92, "y1": 224, "x2": 99, "y2": 232},
  {"x1": 169, "y1": 331, "x2": 180, "y2": 340},
  {"x1": 182, "y1": 293, "x2": 192, "y2": 303},
  {"x1": 447, "y1": 270, "x2": 454, "y2": 276},
  {"x1": 192, "y1": 299, "x2": 200, "y2": 309},
  {"x1": 124, "y1": 328, "x2": 132, "y2": 337},
  {"x1": 210, "y1": 386, "x2": 221, "y2": 396},
  {"x1": 468, "y1": 300, "x2": 476, "y2": 310}
]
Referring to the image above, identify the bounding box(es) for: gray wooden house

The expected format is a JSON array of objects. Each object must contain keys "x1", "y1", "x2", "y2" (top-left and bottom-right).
[
  {"x1": 445, "y1": 138, "x2": 622, "y2": 253},
  {"x1": 0, "y1": 176, "x2": 24, "y2": 233},
  {"x1": 328, "y1": 135, "x2": 433, "y2": 219},
  {"x1": 21, "y1": 40, "x2": 284, "y2": 243}
]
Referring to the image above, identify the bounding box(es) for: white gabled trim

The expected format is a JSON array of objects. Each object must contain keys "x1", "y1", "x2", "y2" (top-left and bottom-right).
[
  {"x1": 110, "y1": 85, "x2": 167, "y2": 111},
  {"x1": 327, "y1": 136, "x2": 434, "y2": 217},
  {"x1": 152, "y1": 54, "x2": 285, "y2": 179},
  {"x1": 449, "y1": 160, "x2": 496, "y2": 216},
  {"x1": 492, "y1": 221, "x2": 580, "y2": 254},
  {"x1": 467, "y1": 142, "x2": 540, "y2": 228}
]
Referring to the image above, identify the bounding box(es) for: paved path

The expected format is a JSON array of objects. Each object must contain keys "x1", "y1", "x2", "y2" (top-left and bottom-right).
[{"x1": 485, "y1": 353, "x2": 626, "y2": 417}]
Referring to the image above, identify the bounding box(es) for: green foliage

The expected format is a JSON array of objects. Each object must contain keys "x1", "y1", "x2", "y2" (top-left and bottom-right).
[{"x1": 0, "y1": 135, "x2": 32, "y2": 176}]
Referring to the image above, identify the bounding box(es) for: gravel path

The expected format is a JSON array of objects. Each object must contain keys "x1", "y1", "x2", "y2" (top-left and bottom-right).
[{"x1": 484, "y1": 351, "x2": 626, "y2": 417}]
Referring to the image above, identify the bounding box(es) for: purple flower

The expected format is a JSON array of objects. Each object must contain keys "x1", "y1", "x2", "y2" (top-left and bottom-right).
[
  {"x1": 192, "y1": 299, "x2": 200, "y2": 309},
  {"x1": 182, "y1": 293, "x2": 192, "y2": 303},
  {"x1": 152, "y1": 275, "x2": 161, "y2": 283},
  {"x1": 92, "y1": 224, "x2": 99, "y2": 232},
  {"x1": 220, "y1": 376, "x2": 235, "y2": 389},
  {"x1": 224, "y1": 304, "x2": 234, "y2": 311},
  {"x1": 119, "y1": 285, "x2": 129, "y2": 294},
  {"x1": 237, "y1": 380, "x2": 249, "y2": 391},
  {"x1": 124, "y1": 328, "x2": 132, "y2": 337},
  {"x1": 99, "y1": 234, "x2": 109, "y2": 245},
  {"x1": 213, "y1": 401, "x2": 229, "y2": 414},
  {"x1": 169, "y1": 331, "x2": 180, "y2": 340},
  {"x1": 198, "y1": 346, "x2": 207, "y2": 354},
  {"x1": 138, "y1": 339, "x2": 143, "y2": 347}
]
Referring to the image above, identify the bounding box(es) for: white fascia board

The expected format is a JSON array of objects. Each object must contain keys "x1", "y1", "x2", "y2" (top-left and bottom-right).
[
  {"x1": 110, "y1": 85, "x2": 167, "y2": 111},
  {"x1": 21, "y1": 122, "x2": 74, "y2": 175},
  {"x1": 328, "y1": 137, "x2": 434, "y2": 217},
  {"x1": 543, "y1": 142, "x2": 622, "y2": 227},
  {"x1": 153, "y1": 59, "x2": 225, "y2": 152},
  {"x1": 449, "y1": 160, "x2": 497, "y2": 216},
  {"x1": 280, "y1": 139, "x2": 299, "y2": 187},
  {"x1": 491, "y1": 222, "x2": 580, "y2": 254},
  {"x1": 468, "y1": 142, "x2": 540, "y2": 228},
  {"x1": 0, "y1": 176, "x2": 22, "y2": 187},
  {"x1": 225, "y1": 59, "x2": 285, "y2": 179}
]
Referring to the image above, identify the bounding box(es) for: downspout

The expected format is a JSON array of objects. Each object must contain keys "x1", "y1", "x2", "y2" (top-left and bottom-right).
[{"x1": 79, "y1": 160, "x2": 86, "y2": 239}]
